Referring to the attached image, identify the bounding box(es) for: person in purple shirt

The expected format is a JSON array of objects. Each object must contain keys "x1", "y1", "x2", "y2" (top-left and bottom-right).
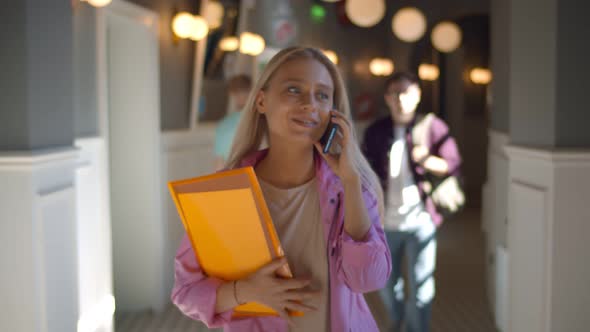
[
  {"x1": 171, "y1": 47, "x2": 391, "y2": 331},
  {"x1": 362, "y1": 72, "x2": 462, "y2": 332}
]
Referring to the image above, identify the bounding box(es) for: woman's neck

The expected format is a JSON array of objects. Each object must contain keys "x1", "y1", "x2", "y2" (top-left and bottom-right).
[{"x1": 255, "y1": 139, "x2": 315, "y2": 189}]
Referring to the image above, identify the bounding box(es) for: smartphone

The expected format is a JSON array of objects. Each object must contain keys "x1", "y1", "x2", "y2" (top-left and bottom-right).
[{"x1": 319, "y1": 121, "x2": 339, "y2": 154}]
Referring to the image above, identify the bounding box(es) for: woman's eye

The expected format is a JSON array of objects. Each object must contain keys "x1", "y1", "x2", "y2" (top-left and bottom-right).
[
  {"x1": 317, "y1": 92, "x2": 330, "y2": 100},
  {"x1": 287, "y1": 86, "x2": 300, "y2": 94}
]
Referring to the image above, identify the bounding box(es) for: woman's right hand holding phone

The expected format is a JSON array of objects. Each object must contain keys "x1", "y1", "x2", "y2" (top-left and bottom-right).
[{"x1": 235, "y1": 257, "x2": 319, "y2": 325}]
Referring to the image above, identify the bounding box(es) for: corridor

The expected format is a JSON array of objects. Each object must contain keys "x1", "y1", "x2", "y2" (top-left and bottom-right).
[{"x1": 3, "y1": 0, "x2": 589, "y2": 331}]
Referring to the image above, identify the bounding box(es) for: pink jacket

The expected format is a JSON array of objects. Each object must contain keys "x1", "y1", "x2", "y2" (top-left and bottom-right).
[{"x1": 171, "y1": 149, "x2": 392, "y2": 331}]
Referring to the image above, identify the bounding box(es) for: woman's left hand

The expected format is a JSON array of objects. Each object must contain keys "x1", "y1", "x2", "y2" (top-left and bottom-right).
[{"x1": 314, "y1": 110, "x2": 360, "y2": 183}]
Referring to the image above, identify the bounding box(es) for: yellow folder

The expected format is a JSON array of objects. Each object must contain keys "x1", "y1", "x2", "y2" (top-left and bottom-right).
[{"x1": 168, "y1": 167, "x2": 301, "y2": 318}]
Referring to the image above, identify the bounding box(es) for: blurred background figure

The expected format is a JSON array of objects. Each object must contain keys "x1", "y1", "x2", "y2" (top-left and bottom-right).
[
  {"x1": 363, "y1": 72, "x2": 461, "y2": 332},
  {"x1": 214, "y1": 74, "x2": 252, "y2": 170}
]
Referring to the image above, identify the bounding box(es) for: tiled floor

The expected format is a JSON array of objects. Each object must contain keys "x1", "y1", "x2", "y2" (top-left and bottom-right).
[
  {"x1": 116, "y1": 208, "x2": 497, "y2": 331},
  {"x1": 430, "y1": 208, "x2": 497, "y2": 332}
]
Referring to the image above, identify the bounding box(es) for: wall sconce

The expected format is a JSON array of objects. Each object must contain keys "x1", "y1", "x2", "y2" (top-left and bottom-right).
[
  {"x1": 219, "y1": 34, "x2": 266, "y2": 54},
  {"x1": 369, "y1": 58, "x2": 394, "y2": 76},
  {"x1": 470, "y1": 68, "x2": 492, "y2": 85},
  {"x1": 172, "y1": 12, "x2": 209, "y2": 41},
  {"x1": 172, "y1": 12, "x2": 196, "y2": 39},
  {"x1": 431, "y1": 21, "x2": 462, "y2": 53},
  {"x1": 392, "y1": 7, "x2": 426, "y2": 42},
  {"x1": 345, "y1": 0, "x2": 385, "y2": 28},
  {"x1": 188, "y1": 16, "x2": 208, "y2": 41},
  {"x1": 81, "y1": 0, "x2": 112, "y2": 8},
  {"x1": 239, "y1": 32, "x2": 265, "y2": 56},
  {"x1": 219, "y1": 36, "x2": 239, "y2": 51},
  {"x1": 419, "y1": 64, "x2": 440, "y2": 81},
  {"x1": 322, "y1": 49, "x2": 339, "y2": 64},
  {"x1": 204, "y1": 1, "x2": 224, "y2": 30}
]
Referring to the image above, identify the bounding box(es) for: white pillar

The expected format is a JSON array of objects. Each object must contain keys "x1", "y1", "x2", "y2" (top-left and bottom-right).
[
  {"x1": 0, "y1": 148, "x2": 79, "y2": 332},
  {"x1": 506, "y1": 147, "x2": 590, "y2": 332}
]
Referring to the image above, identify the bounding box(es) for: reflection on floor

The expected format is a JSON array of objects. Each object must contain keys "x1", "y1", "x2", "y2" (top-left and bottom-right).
[{"x1": 115, "y1": 209, "x2": 497, "y2": 332}]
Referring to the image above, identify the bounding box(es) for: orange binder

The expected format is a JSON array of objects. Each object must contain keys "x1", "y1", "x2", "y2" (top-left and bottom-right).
[{"x1": 168, "y1": 166, "x2": 301, "y2": 318}]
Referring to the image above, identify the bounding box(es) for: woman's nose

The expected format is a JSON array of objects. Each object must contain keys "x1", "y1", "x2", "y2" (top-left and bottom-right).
[{"x1": 300, "y1": 92, "x2": 316, "y2": 111}]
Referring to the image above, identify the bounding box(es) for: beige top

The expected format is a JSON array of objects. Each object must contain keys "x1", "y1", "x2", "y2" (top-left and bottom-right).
[
  {"x1": 385, "y1": 125, "x2": 430, "y2": 231},
  {"x1": 259, "y1": 177, "x2": 329, "y2": 332}
]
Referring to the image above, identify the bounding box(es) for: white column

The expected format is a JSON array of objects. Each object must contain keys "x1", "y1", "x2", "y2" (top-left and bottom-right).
[
  {"x1": 75, "y1": 138, "x2": 115, "y2": 332},
  {"x1": 0, "y1": 148, "x2": 79, "y2": 332},
  {"x1": 505, "y1": 146, "x2": 590, "y2": 332}
]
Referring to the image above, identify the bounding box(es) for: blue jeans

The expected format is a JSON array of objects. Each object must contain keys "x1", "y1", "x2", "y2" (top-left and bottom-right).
[{"x1": 383, "y1": 217, "x2": 437, "y2": 332}]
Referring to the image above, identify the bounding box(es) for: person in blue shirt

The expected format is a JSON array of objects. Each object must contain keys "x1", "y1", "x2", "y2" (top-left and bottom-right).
[{"x1": 214, "y1": 74, "x2": 252, "y2": 169}]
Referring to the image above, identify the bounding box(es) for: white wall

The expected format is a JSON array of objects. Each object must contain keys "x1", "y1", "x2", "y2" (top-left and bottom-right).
[
  {"x1": 160, "y1": 126, "x2": 216, "y2": 299},
  {"x1": 481, "y1": 129, "x2": 509, "y2": 331}
]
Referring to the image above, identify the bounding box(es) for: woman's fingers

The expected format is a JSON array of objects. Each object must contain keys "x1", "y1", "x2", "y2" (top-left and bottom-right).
[
  {"x1": 282, "y1": 289, "x2": 321, "y2": 302},
  {"x1": 314, "y1": 142, "x2": 337, "y2": 163},
  {"x1": 284, "y1": 300, "x2": 318, "y2": 313},
  {"x1": 328, "y1": 115, "x2": 350, "y2": 145},
  {"x1": 329, "y1": 110, "x2": 351, "y2": 129},
  {"x1": 330, "y1": 109, "x2": 350, "y2": 124},
  {"x1": 279, "y1": 278, "x2": 311, "y2": 290},
  {"x1": 259, "y1": 257, "x2": 288, "y2": 275}
]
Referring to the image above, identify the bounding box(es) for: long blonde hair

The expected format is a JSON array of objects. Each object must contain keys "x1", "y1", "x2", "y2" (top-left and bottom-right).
[{"x1": 225, "y1": 47, "x2": 384, "y2": 218}]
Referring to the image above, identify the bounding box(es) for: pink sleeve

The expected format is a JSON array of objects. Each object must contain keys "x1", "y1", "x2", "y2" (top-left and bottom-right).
[
  {"x1": 428, "y1": 116, "x2": 462, "y2": 174},
  {"x1": 337, "y1": 189, "x2": 392, "y2": 293},
  {"x1": 170, "y1": 234, "x2": 233, "y2": 328}
]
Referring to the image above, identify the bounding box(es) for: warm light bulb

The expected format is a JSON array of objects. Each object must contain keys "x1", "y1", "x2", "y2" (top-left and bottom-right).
[
  {"x1": 369, "y1": 58, "x2": 394, "y2": 76},
  {"x1": 470, "y1": 68, "x2": 492, "y2": 84},
  {"x1": 419, "y1": 64, "x2": 440, "y2": 81},
  {"x1": 204, "y1": 1, "x2": 224, "y2": 29},
  {"x1": 188, "y1": 15, "x2": 209, "y2": 41},
  {"x1": 219, "y1": 36, "x2": 239, "y2": 51},
  {"x1": 431, "y1": 21, "x2": 462, "y2": 53},
  {"x1": 391, "y1": 7, "x2": 427, "y2": 42},
  {"x1": 322, "y1": 49, "x2": 339, "y2": 64},
  {"x1": 345, "y1": 0, "x2": 386, "y2": 28},
  {"x1": 85, "y1": 0, "x2": 112, "y2": 7},
  {"x1": 172, "y1": 12, "x2": 197, "y2": 39},
  {"x1": 239, "y1": 32, "x2": 265, "y2": 56}
]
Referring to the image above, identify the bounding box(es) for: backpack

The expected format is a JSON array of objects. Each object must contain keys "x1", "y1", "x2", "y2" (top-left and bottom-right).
[{"x1": 411, "y1": 113, "x2": 465, "y2": 218}]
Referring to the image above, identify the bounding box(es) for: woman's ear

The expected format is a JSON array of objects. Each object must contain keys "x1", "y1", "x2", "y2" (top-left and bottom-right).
[{"x1": 255, "y1": 91, "x2": 266, "y2": 114}]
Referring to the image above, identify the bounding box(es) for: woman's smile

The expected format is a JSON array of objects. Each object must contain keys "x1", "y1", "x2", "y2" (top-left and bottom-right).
[{"x1": 291, "y1": 116, "x2": 320, "y2": 129}]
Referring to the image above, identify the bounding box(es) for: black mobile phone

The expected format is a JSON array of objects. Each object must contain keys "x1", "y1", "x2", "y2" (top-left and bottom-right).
[{"x1": 319, "y1": 121, "x2": 339, "y2": 154}]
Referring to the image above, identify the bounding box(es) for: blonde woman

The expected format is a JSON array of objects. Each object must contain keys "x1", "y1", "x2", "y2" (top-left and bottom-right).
[{"x1": 171, "y1": 47, "x2": 391, "y2": 331}]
